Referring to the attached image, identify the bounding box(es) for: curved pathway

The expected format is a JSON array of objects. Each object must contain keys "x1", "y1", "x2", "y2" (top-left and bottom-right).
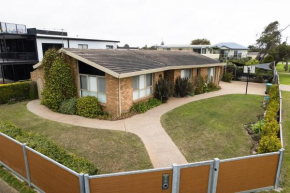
[{"x1": 27, "y1": 81, "x2": 265, "y2": 168}]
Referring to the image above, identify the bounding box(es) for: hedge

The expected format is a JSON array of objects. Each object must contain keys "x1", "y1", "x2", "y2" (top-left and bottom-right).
[
  {"x1": 0, "y1": 81, "x2": 38, "y2": 104},
  {"x1": 0, "y1": 120, "x2": 97, "y2": 175},
  {"x1": 131, "y1": 98, "x2": 162, "y2": 113},
  {"x1": 76, "y1": 96, "x2": 103, "y2": 118},
  {"x1": 258, "y1": 85, "x2": 281, "y2": 153}
]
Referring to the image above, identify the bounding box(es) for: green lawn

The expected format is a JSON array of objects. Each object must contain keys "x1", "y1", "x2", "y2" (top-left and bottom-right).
[
  {"x1": 0, "y1": 102, "x2": 152, "y2": 174},
  {"x1": 276, "y1": 63, "x2": 290, "y2": 85},
  {"x1": 161, "y1": 94, "x2": 264, "y2": 162}
]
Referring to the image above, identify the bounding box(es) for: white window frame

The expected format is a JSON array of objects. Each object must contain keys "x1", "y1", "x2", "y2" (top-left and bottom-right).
[
  {"x1": 106, "y1": 45, "x2": 114, "y2": 49},
  {"x1": 78, "y1": 44, "x2": 88, "y2": 49},
  {"x1": 133, "y1": 74, "x2": 153, "y2": 101},
  {"x1": 79, "y1": 74, "x2": 106, "y2": 103},
  {"x1": 207, "y1": 67, "x2": 215, "y2": 83},
  {"x1": 181, "y1": 69, "x2": 192, "y2": 79}
]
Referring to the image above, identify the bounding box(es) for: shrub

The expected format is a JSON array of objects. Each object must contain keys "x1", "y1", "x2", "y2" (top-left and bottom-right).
[
  {"x1": 258, "y1": 135, "x2": 282, "y2": 153},
  {"x1": 0, "y1": 120, "x2": 97, "y2": 175},
  {"x1": 262, "y1": 55, "x2": 274, "y2": 63},
  {"x1": 59, "y1": 98, "x2": 77, "y2": 115},
  {"x1": 76, "y1": 96, "x2": 102, "y2": 118},
  {"x1": 41, "y1": 56, "x2": 77, "y2": 111},
  {"x1": 131, "y1": 98, "x2": 162, "y2": 113},
  {"x1": 0, "y1": 81, "x2": 38, "y2": 104},
  {"x1": 221, "y1": 72, "x2": 234, "y2": 82},
  {"x1": 284, "y1": 64, "x2": 288, "y2": 71},
  {"x1": 42, "y1": 49, "x2": 59, "y2": 81},
  {"x1": 261, "y1": 121, "x2": 279, "y2": 136},
  {"x1": 154, "y1": 78, "x2": 174, "y2": 103},
  {"x1": 194, "y1": 76, "x2": 205, "y2": 94},
  {"x1": 251, "y1": 119, "x2": 265, "y2": 135},
  {"x1": 208, "y1": 81, "x2": 220, "y2": 92},
  {"x1": 269, "y1": 85, "x2": 279, "y2": 101},
  {"x1": 174, "y1": 77, "x2": 194, "y2": 97}
]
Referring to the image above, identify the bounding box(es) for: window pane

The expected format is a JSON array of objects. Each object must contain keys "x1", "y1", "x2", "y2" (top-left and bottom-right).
[
  {"x1": 181, "y1": 70, "x2": 185, "y2": 78},
  {"x1": 139, "y1": 75, "x2": 145, "y2": 89},
  {"x1": 133, "y1": 90, "x2": 139, "y2": 100},
  {"x1": 89, "y1": 76, "x2": 97, "y2": 92},
  {"x1": 89, "y1": 92, "x2": 98, "y2": 98},
  {"x1": 147, "y1": 87, "x2": 152, "y2": 95},
  {"x1": 98, "y1": 93, "x2": 106, "y2": 103},
  {"x1": 80, "y1": 75, "x2": 87, "y2": 90},
  {"x1": 81, "y1": 90, "x2": 90, "y2": 97},
  {"x1": 133, "y1": 76, "x2": 139, "y2": 90},
  {"x1": 146, "y1": 74, "x2": 152, "y2": 86},
  {"x1": 83, "y1": 45, "x2": 88, "y2": 49},
  {"x1": 186, "y1": 69, "x2": 191, "y2": 78},
  {"x1": 139, "y1": 89, "x2": 146, "y2": 98},
  {"x1": 97, "y1": 77, "x2": 106, "y2": 93},
  {"x1": 78, "y1": 44, "x2": 83, "y2": 49}
]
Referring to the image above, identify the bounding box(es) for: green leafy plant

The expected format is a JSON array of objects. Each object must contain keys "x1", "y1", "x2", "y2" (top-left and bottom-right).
[
  {"x1": 41, "y1": 54, "x2": 77, "y2": 111},
  {"x1": 246, "y1": 59, "x2": 259, "y2": 65},
  {"x1": 76, "y1": 96, "x2": 102, "y2": 118},
  {"x1": 0, "y1": 81, "x2": 38, "y2": 104},
  {"x1": 59, "y1": 98, "x2": 77, "y2": 115},
  {"x1": 221, "y1": 72, "x2": 234, "y2": 82},
  {"x1": 262, "y1": 55, "x2": 274, "y2": 63},
  {"x1": 174, "y1": 77, "x2": 194, "y2": 97},
  {"x1": 0, "y1": 120, "x2": 97, "y2": 175},
  {"x1": 154, "y1": 78, "x2": 174, "y2": 103},
  {"x1": 251, "y1": 119, "x2": 265, "y2": 135},
  {"x1": 131, "y1": 98, "x2": 162, "y2": 113},
  {"x1": 194, "y1": 76, "x2": 205, "y2": 94},
  {"x1": 258, "y1": 135, "x2": 282, "y2": 153},
  {"x1": 207, "y1": 81, "x2": 220, "y2": 92}
]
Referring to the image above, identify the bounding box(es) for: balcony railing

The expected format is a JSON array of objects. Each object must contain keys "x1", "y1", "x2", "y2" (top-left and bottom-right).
[{"x1": 0, "y1": 52, "x2": 37, "y2": 63}]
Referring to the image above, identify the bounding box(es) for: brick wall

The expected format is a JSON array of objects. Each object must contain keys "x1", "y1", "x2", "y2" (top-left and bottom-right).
[
  {"x1": 121, "y1": 77, "x2": 133, "y2": 113},
  {"x1": 164, "y1": 69, "x2": 181, "y2": 83},
  {"x1": 105, "y1": 74, "x2": 119, "y2": 117}
]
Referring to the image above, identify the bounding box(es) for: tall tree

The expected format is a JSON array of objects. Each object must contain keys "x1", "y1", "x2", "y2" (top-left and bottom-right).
[
  {"x1": 124, "y1": 44, "x2": 130, "y2": 48},
  {"x1": 191, "y1": 39, "x2": 210, "y2": 45},
  {"x1": 256, "y1": 21, "x2": 281, "y2": 61},
  {"x1": 269, "y1": 43, "x2": 290, "y2": 68}
]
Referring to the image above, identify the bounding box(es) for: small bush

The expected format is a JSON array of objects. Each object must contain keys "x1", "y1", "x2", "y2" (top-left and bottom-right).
[
  {"x1": 261, "y1": 121, "x2": 279, "y2": 136},
  {"x1": 262, "y1": 55, "x2": 274, "y2": 63},
  {"x1": 76, "y1": 96, "x2": 102, "y2": 118},
  {"x1": 59, "y1": 98, "x2": 77, "y2": 115},
  {"x1": 269, "y1": 85, "x2": 279, "y2": 101},
  {"x1": 154, "y1": 78, "x2": 174, "y2": 103},
  {"x1": 284, "y1": 64, "x2": 288, "y2": 71},
  {"x1": 258, "y1": 135, "x2": 282, "y2": 153},
  {"x1": 251, "y1": 119, "x2": 265, "y2": 135},
  {"x1": 0, "y1": 81, "x2": 38, "y2": 104},
  {"x1": 221, "y1": 72, "x2": 234, "y2": 82},
  {"x1": 207, "y1": 81, "x2": 220, "y2": 92},
  {"x1": 131, "y1": 98, "x2": 162, "y2": 113},
  {"x1": 194, "y1": 76, "x2": 205, "y2": 94},
  {"x1": 174, "y1": 77, "x2": 194, "y2": 97},
  {"x1": 0, "y1": 120, "x2": 97, "y2": 175}
]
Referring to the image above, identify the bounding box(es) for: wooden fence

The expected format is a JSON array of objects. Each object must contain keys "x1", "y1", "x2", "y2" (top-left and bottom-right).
[{"x1": 0, "y1": 131, "x2": 284, "y2": 193}]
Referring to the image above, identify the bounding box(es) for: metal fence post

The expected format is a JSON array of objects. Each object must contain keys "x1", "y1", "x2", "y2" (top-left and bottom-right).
[
  {"x1": 275, "y1": 148, "x2": 285, "y2": 189},
  {"x1": 210, "y1": 158, "x2": 220, "y2": 193},
  {"x1": 79, "y1": 173, "x2": 85, "y2": 193},
  {"x1": 84, "y1": 174, "x2": 90, "y2": 193},
  {"x1": 172, "y1": 163, "x2": 180, "y2": 193},
  {"x1": 22, "y1": 143, "x2": 31, "y2": 186}
]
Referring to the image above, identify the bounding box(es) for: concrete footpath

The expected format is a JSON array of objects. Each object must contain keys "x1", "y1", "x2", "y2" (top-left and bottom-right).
[
  {"x1": 27, "y1": 81, "x2": 265, "y2": 168},
  {"x1": 0, "y1": 178, "x2": 18, "y2": 193}
]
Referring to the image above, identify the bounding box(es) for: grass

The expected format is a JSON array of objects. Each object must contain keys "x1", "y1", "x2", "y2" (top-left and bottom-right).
[
  {"x1": 0, "y1": 166, "x2": 35, "y2": 193},
  {"x1": 276, "y1": 63, "x2": 290, "y2": 85},
  {"x1": 0, "y1": 102, "x2": 152, "y2": 174},
  {"x1": 161, "y1": 94, "x2": 264, "y2": 162}
]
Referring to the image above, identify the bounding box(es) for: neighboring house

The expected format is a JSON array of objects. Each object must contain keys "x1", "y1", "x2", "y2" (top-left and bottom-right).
[
  {"x1": 117, "y1": 46, "x2": 139, "y2": 50},
  {"x1": 214, "y1": 42, "x2": 248, "y2": 59},
  {"x1": 247, "y1": 52, "x2": 260, "y2": 60},
  {"x1": 156, "y1": 44, "x2": 220, "y2": 60},
  {"x1": 31, "y1": 49, "x2": 225, "y2": 117},
  {"x1": 0, "y1": 21, "x2": 119, "y2": 84}
]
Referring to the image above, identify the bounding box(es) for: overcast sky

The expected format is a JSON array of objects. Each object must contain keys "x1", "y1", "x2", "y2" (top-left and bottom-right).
[{"x1": 1, "y1": 0, "x2": 290, "y2": 48}]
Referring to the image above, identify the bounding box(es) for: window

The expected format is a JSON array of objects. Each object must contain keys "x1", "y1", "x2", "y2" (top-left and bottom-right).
[
  {"x1": 181, "y1": 69, "x2": 192, "y2": 79},
  {"x1": 197, "y1": 68, "x2": 201, "y2": 77},
  {"x1": 201, "y1": 49, "x2": 206, "y2": 54},
  {"x1": 79, "y1": 74, "x2": 106, "y2": 103},
  {"x1": 207, "y1": 67, "x2": 215, "y2": 82},
  {"x1": 78, "y1": 44, "x2": 88, "y2": 49},
  {"x1": 106, "y1": 45, "x2": 114, "y2": 49},
  {"x1": 133, "y1": 74, "x2": 153, "y2": 100}
]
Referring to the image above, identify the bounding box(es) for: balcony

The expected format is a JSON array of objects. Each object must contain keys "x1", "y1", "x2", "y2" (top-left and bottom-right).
[{"x1": 0, "y1": 52, "x2": 38, "y2": 64}]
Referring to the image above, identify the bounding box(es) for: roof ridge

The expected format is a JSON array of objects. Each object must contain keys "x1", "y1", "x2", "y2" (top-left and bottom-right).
[{"x1": 128, "y1": 50, "x2": 168, "y2": 67}]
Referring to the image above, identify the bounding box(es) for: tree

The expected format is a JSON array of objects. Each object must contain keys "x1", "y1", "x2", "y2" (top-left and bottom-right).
[
  {"x1": 269, "y1": 43, "x2": 290, "y2": 69},
  {"x1": 256, "y1": 21, "x2": 281, "y2": 61},
  {"x1": 124, "y1": 44, "x2": 130, "y2": 48},
  {"x1": 142, "y1": 45, "x2": 148, "y2": 50},
  {"x1": 248, "y1": 45, "x2": 261, "y2": 52},
  {"x1": 191, "y1": 39, "x2": 210, "y2": 45},
  {"x1": 262, "y1": 55, "x2": 274, "y2": 63}
]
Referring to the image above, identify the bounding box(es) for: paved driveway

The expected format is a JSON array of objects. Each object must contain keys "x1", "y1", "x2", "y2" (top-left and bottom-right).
[{"x1": 27, "y1": 81, "x2": 265, "y2": 168}]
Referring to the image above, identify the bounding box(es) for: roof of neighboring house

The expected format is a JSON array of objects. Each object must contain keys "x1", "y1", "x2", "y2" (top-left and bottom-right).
[
  {"x1": 35, "y1": 34, "x2": 120, "y2": 43},
  {"x1": 34, "y1": 48, "x2": 224, "y2": 78},
  {"x1": 157, "y1": 44, "x2": 214, "y2": 49},
  {"x1": 214, "y1": 42, "x2": 249, "y2": 50}
]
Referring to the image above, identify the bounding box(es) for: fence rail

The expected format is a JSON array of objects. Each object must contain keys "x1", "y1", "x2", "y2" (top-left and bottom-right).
[{"x1": 0, "y1": 65, "x2": 285, "y2": 192}]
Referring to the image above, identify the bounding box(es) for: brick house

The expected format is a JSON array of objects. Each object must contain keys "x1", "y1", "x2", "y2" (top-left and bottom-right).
[{"x1": 31, "y1": 48, "x2": 225, "y2": 117}]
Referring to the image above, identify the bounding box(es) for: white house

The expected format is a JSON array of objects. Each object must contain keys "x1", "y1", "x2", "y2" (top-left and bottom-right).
[{"x1": 214, "y1": 42, "x2": 248, "y2": 59}]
